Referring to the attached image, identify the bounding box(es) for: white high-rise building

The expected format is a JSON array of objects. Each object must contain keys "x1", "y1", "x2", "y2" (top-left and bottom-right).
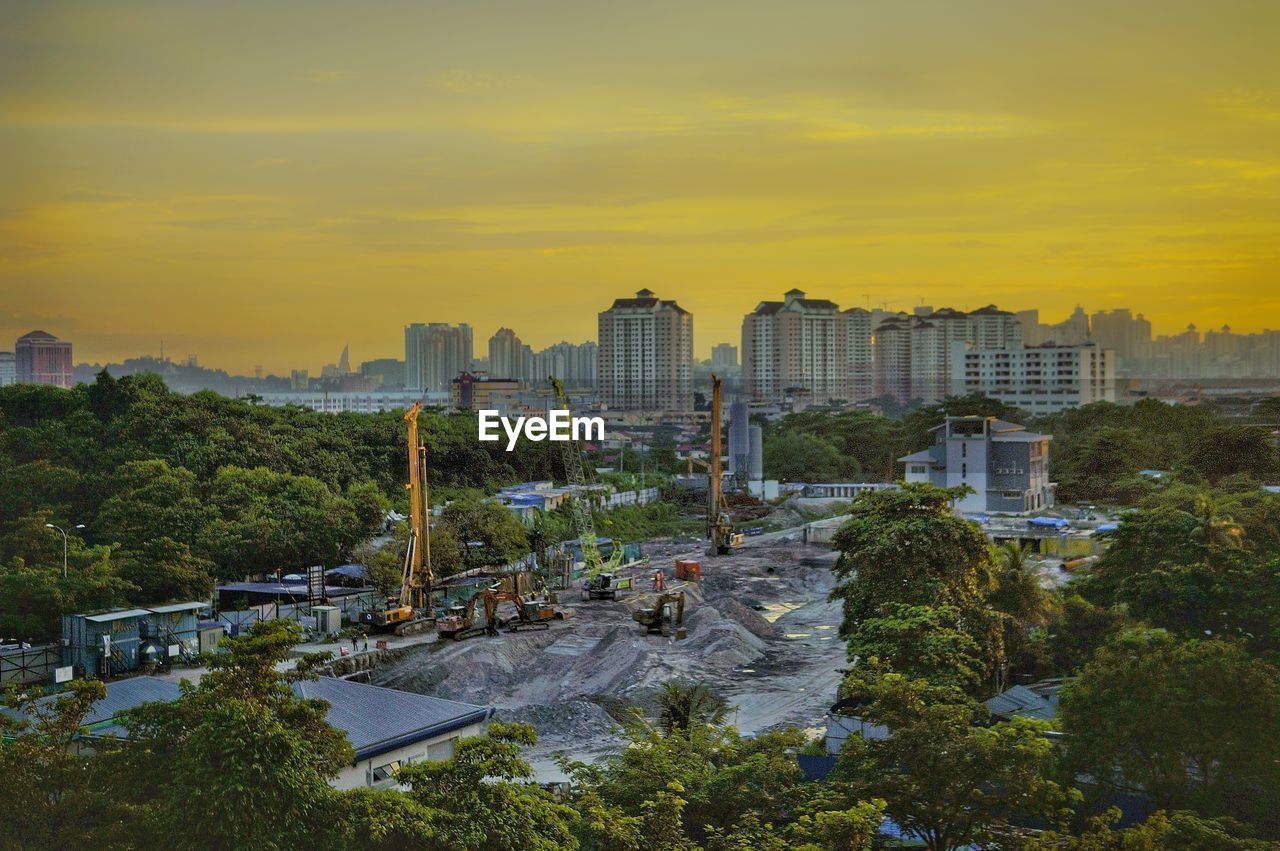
[
  {"x1": 597, "y1": 289, "x2": 693, "y2": 411},
  {"x1": 872, "y1": 305, "x2": 1021, "y2": 405},
  {"x1": 842, "y1": 308, "x2": 874, "y2": 403},
  {"x1": 742, "y1": 289, "x2": 844, "y2": 403}
]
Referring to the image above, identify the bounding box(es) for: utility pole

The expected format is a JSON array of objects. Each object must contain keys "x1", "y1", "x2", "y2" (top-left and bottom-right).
[{"x1": 45, "y1": 522, "x2": 85, "y2": 578}]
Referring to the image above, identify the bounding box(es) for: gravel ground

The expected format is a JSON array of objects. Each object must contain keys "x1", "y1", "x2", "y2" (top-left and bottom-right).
[{"x1": 368, "y1": 539, "x2": 845, "y2": 781}]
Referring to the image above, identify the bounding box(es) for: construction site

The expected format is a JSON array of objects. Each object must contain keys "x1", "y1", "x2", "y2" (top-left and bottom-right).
[
  {"x1": 344, "y1": 374, "x2": 845, "y2": 780},
  {"x1": 368, "y1": 537, "x2": 842, "y2": 780}
]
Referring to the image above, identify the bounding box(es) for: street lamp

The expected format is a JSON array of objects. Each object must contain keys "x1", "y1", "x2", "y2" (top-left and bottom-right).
[{"x1": 45, "y1": 523, "x2": 85, "y2": 579}]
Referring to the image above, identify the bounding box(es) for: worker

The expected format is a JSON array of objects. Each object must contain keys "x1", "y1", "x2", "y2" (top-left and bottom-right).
[
  {"x1": 652, "y1": 570, "x2": 666, "y2": 591},
  {"x1": 362, "y1": 634, "x2": 369, "y2": 652}
]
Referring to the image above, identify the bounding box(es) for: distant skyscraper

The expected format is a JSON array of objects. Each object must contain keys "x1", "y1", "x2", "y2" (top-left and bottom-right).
[
  {"x1": 842, "y1": 307, "x2": 874, "y2": 403},
  {"x1": 1090, "y1": 309, "x2": 1152, "y2": 373},
  {"x1": 15, "y1": 330, "x2": 72, "y2": 388},
  {"x1": 337, "y1": 344, "x2": 351, "y2": 374},
  {"x1": 405, "y1": 323, "x2": 473, "y2": 392},
  {"x1": 742, "y1": 289, "x2": 843, "y2": 403},
  {"x1": 597, "y1": 289, "x2": 693, "y2": 411},
  {"x1": 359, "y1": 358, "x2": 405, "y2": 389},
  {"x1": 488, "y1": 327, "x2": 525, "y2": 378},
  {"x1": 0, "y1": 352, "x2": 14, "y2": 386},
  {"x1": 871, "y1": 306, "x2": 1020, "y2": 405},
  {"x1": 710, "y1": 343, "x2": 738, "y2": 370}
]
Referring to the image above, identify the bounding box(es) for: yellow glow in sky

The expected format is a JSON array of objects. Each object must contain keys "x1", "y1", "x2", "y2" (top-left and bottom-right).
[{"x1": 2, "y1": 0, "x2": 1278, "y2": 373}]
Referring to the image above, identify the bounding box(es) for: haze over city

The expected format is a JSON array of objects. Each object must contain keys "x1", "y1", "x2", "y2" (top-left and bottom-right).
[{"x1": 4, "y1": 0, "x2": 1279, "y2": 374}]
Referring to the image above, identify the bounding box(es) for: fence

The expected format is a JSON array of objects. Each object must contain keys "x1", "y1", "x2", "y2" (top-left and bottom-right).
[
  {"x1": 0, "y1": 644, "x2": 62, "y2": 685},
  {"x1": 215, "y1": 592, "x2": 381, "y2": 636}
]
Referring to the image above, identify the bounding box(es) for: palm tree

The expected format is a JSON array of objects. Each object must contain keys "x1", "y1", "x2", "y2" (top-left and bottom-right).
[
  {"x1": 1189, "y1": 494, "x2": 1245, "y2": 550},
  {"x1": 991, "y1": 541, "x2": 1056, "y2": 629},
  {"x1": 656, "y1": 682, "x2": 729, "y2": 734}
]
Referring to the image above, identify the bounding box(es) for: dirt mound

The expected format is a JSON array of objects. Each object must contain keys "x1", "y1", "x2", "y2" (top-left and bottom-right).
[
  {"x1": 717, "y1": 598, "x2": 781, "y2": 640},
  {"x1": 495, "y1": 699, "x2": 622, "y2": 743}
]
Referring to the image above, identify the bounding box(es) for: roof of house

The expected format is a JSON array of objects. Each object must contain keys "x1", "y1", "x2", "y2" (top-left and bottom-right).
[
  {"x1": 293, "y1": 677, "x2": 491, "y2": 760},
  {"x1": 984, "y1": 680, "x2": 1068, "y2": 722},
  {"x1": 5, "y1": 676, "x2": 491, "y2": 762},
  {"x1": 82, "y1": 608, "x2": 153, "y2": 623},
  {"x1": 898, "y1": 448, "x2": 937, "y2": 463},
  {"x1": 146, "y1": 602, "x2": 209, "y2": 614}
]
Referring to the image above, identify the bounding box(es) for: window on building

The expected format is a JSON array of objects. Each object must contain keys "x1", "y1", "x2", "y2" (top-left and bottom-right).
[{"x1": 370, "y1": 760, "x2": 401, "y2": 785}]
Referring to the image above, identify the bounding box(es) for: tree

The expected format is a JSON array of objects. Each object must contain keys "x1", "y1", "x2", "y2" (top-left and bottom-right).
[
  {"x1": 1060, "y1": 629, "x2": 1280, "y2": 834},
  {"x1": 1186, "y1": 426, "x2": 1278, "y2": 484},
  {"x1": 119, "y1": 620, "x2": 355, "y2": 849},
  {"x1": 0, "y1": 680, "x2": 125, "y2": 850},
  {"x1": 841, "y1": 672, "x2": 1078, "y2": 851},
  {"x1": 115, "y1": 537, "x2": 214, "y2": 604},
  {"x1": 764, "y1": 431, "x2": 850, "y2": 482},
  {"x1": 845, "y1": 603, "x2": 990, "y2": 695},
  {"x1": 830, "y1": 485, "x2": 1004, "y2": 689},
  {"x1": 990, "y1": 541, "x2": 1058, "y2": 678},
  {"x1": 439, "y1": 495, "x2": 530, "y2": 572},
  {"x1": 657, "y1": 682, "x2": 729, "y2": 734},
  {"x1": 397, "y1": 722, "x2": 579, "y2": 851}
]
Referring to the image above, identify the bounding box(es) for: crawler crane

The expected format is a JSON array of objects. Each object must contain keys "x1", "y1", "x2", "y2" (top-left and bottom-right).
[{"x1": 360, "y1": 402, "x2": 435, "y2": 635}]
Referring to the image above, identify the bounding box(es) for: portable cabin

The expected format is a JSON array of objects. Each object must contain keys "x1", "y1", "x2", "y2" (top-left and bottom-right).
[{"x1": 61, "y1": 609, "x2": 151, "y2": 678}]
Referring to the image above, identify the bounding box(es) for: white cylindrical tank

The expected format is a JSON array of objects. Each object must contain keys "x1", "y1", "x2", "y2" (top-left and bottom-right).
[
  {"x1": 748, "y1": 424, "x2": 764, "y2": 481},
  {"x1": 728, "y1": 400, "x2": 749, "y2": 475}
]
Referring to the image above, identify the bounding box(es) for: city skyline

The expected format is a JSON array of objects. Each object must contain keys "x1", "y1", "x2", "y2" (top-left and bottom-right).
[
  {"x1": 12, "y1": 297, "x2": 1279, "y2": 381},
  {"x1": 4, "y1": 1, "x2": 1279, "y2": 373}
]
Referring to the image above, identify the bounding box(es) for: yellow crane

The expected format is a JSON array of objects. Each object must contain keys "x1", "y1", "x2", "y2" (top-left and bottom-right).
[
  {"x1": 708, "y1": 374, "x2": 742, "y2": 555},
  {"x1": 360, "y1": 402, "x2": 435, "y2": 634}
]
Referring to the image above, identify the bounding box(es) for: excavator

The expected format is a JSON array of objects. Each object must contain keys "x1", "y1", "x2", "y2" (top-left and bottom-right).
[
  {"x1": 359, "y1": 402, "x2": 435, "y2": 635},
  {"x1": 633, "y1": 590, "x2": 686, "y2": 639},
  {"x1": 707, "y1": 374, "x2": 743, "y2": 556},
  {"x1": 549, "y1": 376, "x2": 626, "y2": 593},
  {"x1": 436, "y1": 588, "x2": 500, "y2": 641},
  {"x1": 436, "y1": 588, "x2": 567, "y2": 640}
]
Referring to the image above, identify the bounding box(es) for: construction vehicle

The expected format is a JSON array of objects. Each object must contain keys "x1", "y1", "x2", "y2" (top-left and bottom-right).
[
  {"x1": 708, "y1": 375, "x2": 744, "y2": 556},
  {"x1": 504, "y1": 593, "x2": 571, "y2": 632},
  {"x1": 360, "y1": 402, "x2": 435, "y2": 635},
  {"x1": 436, "y1": 588, "x2": 502, "y2": 641},
  {"x1": 633, "y1": 590, "x2": 686, "y2": 639},
  {"x1": 581, "y1": 572, "x2": 633, "y2": 601},
  {"x1": 550, "y1": 376, "x2": 625, "y2": 580}
]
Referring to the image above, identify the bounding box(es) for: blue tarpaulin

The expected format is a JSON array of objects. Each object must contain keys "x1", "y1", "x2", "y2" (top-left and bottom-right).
[{"x1": 1027, "y1": 517, "x2": 1069, "y2": 529}]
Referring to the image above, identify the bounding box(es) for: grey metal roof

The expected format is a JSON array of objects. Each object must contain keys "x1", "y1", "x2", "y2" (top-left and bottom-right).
[
  {"x1": 0, "y1": 676, "x2": 181, "y2": 731},
  {"x1": 292, "y1": 677, "x2": 491, "y2": 760},
  {"x1": 147, "y1": 602, "x2": 208, "y2": 614},
  {"x1": 3, "y1": 675, "x2": 490, "y2": 762},
  {"x1": 984, "y1": 684, "x2": 1056, "y2": 721},
  {"x1": 898, "y1": 449, "x2": 937, "y2": 463},
  {"x1": 83, "y1": 608, "x2": 152, "y2": 623}
]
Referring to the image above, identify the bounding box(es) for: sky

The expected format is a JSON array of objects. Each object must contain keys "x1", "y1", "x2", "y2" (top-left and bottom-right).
[{"x1": 2, "y1": 0, "x2": 1279, "y2": 374}]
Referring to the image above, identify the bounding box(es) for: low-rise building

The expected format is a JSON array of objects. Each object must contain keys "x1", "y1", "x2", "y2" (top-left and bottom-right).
[
  {"x1": 899, "y1": 416, "x2": 1054, "y2": 514},
  {"x1": 0, "y1": 675, "x2": 491, "y2": 790},
  {"x1": 950, "y1": 341, "x2": 1115, "y2": 413}
]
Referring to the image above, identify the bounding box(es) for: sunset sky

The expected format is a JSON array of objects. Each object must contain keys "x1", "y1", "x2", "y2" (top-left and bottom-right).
[{"x1": 2, "y1": 0, "x2": 1279, "y2": 374}]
